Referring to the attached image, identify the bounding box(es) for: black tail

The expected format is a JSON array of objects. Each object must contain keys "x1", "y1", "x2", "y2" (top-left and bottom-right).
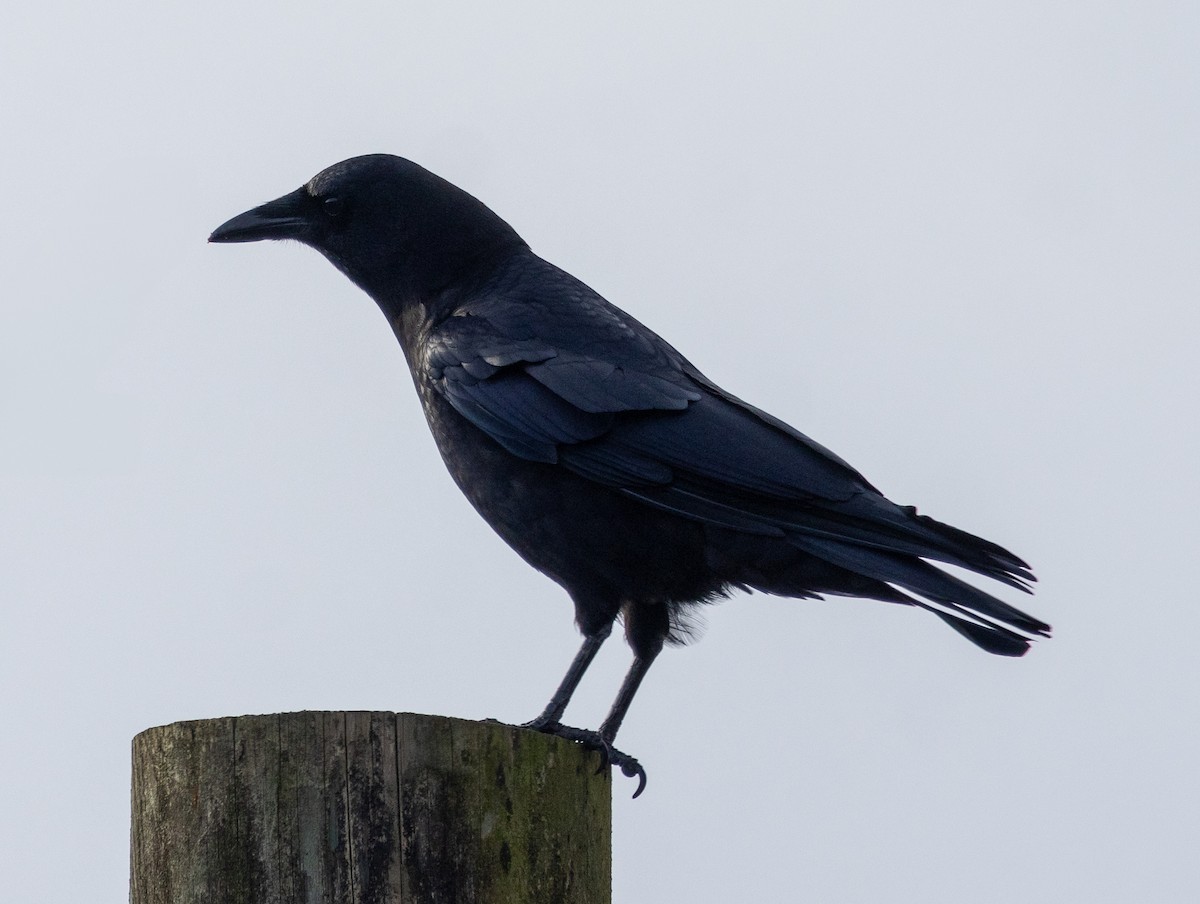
[{"x1": 783, "y1": 533, "x2": 1049, "y2": 657}]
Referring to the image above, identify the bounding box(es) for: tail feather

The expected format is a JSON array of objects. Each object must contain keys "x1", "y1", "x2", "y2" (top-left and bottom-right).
[
  {"x1": 819, "y1": 495, "x2": 1038, "y2": 591},
  {"x1": 783, "y1": 532, "x2": 1050, "y2": 654},
  {"x1": 926, "y1": 608, "x2": 1033, "y2": 656},
  {"x1": 912, "y1": 509, "x2": 1036, "y2": 586}
]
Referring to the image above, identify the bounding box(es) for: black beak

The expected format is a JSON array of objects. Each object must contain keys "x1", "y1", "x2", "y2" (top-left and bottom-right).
[{"x1": 209, "y1": 187, "x2": 312, "y2": 243}]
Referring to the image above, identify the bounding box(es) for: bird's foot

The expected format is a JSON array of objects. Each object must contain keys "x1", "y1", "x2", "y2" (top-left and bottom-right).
[
  {"x1": 521, "y1": 720, "x2": 647, "y2": 798},
  {"x1": 518, "y1": 713, "x2": 559, "y2": 734}
]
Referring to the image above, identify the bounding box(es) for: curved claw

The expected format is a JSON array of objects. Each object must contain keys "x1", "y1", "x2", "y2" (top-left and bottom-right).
[
  {"x1": 597, "y1": 739, "x2": 647, "y2": 798},
  {"x1": 612, "y1": 753, "x2": 648, "y2": 798},
  {"x1": 520, "y1": 720, "x2": 649, "y2": 797},
  {"x1": 593, "y1": 743, "x2": 610, "y2": 774}
]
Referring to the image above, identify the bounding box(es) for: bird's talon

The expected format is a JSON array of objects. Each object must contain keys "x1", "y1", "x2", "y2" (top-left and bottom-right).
[
  {"x1": 630, "y1": 767, "x2": 647, "y2": 798},
  {"x1": 522, "y1": 720, "x2": 647, "y2": 795},
  {"x1": 520, "y1": 717, "x2": 560, "y2": 734},
  {"x1": 605, "y1": 747, "x2": 647, "y2": 798},
  {"x1": 591, "y1": 744, "x2": 608, "y2": 774}
]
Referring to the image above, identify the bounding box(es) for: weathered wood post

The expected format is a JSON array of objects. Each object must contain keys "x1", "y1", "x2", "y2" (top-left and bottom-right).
[{"x1": 130, "y1": 712, "x2": 611, "y2": 904}]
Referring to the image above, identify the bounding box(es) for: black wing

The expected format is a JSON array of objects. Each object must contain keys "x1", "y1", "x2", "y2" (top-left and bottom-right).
[{"x1": 425, "y1": 289, "x2": 1046, "y2": 647}]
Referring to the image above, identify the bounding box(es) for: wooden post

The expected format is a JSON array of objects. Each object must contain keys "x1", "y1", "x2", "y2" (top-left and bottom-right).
[{"x1": 130, "y1": 712, "x2": 611, "y2": 904}]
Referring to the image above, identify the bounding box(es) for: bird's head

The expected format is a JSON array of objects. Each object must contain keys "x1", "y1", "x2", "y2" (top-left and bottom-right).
[{"x1": 210, "y1": 154, "x2": 526, "y2": 312}]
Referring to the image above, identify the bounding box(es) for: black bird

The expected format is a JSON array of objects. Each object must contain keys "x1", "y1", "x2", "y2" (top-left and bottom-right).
[{"x1": 211, "y1": 154, "x2": 1048, "y2": 796}]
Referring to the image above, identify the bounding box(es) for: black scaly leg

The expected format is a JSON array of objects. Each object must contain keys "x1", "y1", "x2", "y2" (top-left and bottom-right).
[
  {"x1": 521, "y1": 627, "x2": 658, "y2": 798},
  {"x1": 522, "y1": 626, "x2": 610, "y2": 731}
]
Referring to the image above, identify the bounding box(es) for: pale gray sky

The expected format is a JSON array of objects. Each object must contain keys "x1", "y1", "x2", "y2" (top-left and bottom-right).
[{"x1": 3, "y1": 3, "x2": 1197, "y2": 902}]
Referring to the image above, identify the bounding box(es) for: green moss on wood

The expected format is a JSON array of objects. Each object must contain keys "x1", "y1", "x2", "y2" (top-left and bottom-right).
[{"x1": 131, "y1": 712, "x2": 610, "y2": 904}]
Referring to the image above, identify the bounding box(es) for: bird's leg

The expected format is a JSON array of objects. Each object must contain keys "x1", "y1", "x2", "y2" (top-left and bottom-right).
[
  {"x1": 560, "y1": 648, "x2": 656, "y2": 796},
  {"x1": 521, "y1": 625, "x2": 611, "y2": 732},
  {"x1": 597, "y1": 647, "x2": 660, "y2": 747},
  {"x1": 519, "y1": 627, "x2": 655, "y2": 797}
]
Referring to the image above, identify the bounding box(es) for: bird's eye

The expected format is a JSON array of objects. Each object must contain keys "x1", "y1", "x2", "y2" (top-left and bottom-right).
[{"x1": 323, "y1": 196, "x2": 346, "y2": 218}]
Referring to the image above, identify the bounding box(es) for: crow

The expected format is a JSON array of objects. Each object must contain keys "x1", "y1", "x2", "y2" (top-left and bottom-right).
[{"x1": 211, "y1": 154, "x2": 1048, "y2": 796}]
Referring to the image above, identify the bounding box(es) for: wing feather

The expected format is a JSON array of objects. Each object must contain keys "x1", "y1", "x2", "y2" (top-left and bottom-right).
[{"x1": 424, "y1": 311, "x2": 1033, "y2": 592}]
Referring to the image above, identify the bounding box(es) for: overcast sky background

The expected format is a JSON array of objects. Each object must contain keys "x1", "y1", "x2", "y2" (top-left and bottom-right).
[{"x1": 3, "y1": 3, "x2": 1197, "y2": 902}]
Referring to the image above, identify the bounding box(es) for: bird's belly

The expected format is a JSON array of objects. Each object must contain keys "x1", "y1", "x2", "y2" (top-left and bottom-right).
[{"x1": 418, "y1": 388, "x2": 720, "y2": 612}]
